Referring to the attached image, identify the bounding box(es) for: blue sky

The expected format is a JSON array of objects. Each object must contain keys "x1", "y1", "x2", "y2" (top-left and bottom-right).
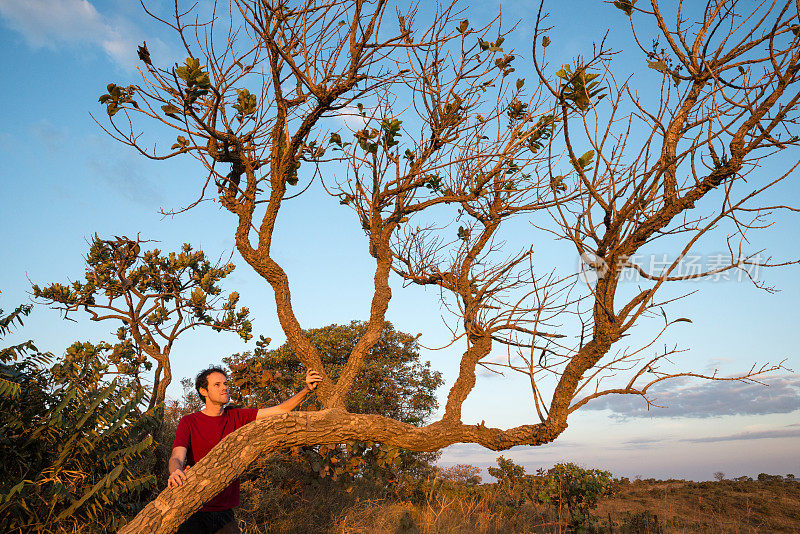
[{"x1": 0, "y1": 0, "x2": 798, "y2": 482}]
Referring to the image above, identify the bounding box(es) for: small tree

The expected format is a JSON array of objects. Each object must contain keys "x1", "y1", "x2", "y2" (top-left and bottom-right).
[
  {"x1": 33, "y1": 236, "x2": 252, "y2": 408},
  {"x1": 488, "y1": 456, "x2": 527, "y2": 485},
  {"x1": 225, "y1": 321, "x2": 443, "y2": 482},
  {"x1": 438, "y1": 464, "x2": 482, "y2": 486},
  {"x1": 545, "y1": 463, "x2": 613, "y2": 529}
]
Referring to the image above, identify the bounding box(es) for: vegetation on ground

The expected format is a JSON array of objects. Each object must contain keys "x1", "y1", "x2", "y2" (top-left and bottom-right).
[
  {"x1": 232, "y1": 457, "x2": 800, "y2": 533},
  {"x1": 0, "y1": 304, "x2": 158, "y2": 533}
]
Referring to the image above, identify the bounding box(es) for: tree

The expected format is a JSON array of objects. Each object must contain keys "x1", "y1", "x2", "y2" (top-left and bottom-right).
[
  {"x1": 437, "y1": 464, "x2": 482, "y2": 486},
  {"x1": 488, "y1": 456, "x2": 526, "y2": 485},
  {"x1": 96, "y1": 1, "x2": 798, "y2": 531},
  {"x1": 225, "y1": 321, "x2": 443, "y2": 481},
  {"x1": 33, "y1": 235, "x2": 252, "y2": 408},
  {"x1": 225, "y1": 321, "x2": 442, "y2": 425}
]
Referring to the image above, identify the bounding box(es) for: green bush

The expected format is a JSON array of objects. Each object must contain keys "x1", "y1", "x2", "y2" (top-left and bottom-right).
[
  {"x1": 544, "y1": 462, "x2": 614, "y2": 529},
  {"x1": 0, "y1": 314, "x2": 157, "y2": 534},
  {"x1": 487, "y1": 457, "x2": 614, "y2": 530}
]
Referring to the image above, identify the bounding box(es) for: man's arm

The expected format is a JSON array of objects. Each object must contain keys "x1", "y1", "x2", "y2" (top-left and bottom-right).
[
  {"x1": 256, "y1": 369, "x2": 322, "y2": 420},
  {"x1": 167, "y1": 446, "x2": 188, "y2": 488}
]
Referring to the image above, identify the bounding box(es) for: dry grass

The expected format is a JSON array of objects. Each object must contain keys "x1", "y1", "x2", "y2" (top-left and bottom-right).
[
  {"x1": 236, "y1": 476, "x2": 800, "y2": 533},
  {"x1": 597, "y1": 479, "x2": 800, "y2": 533},
  {"x1": 329, "y1": 495, "x2": 561, "y2": 534}
]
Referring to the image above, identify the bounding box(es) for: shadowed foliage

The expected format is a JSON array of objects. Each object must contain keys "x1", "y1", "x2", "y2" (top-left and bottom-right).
[{"x1": 0, "y1": 300, "x2": 158, "y2": 533}]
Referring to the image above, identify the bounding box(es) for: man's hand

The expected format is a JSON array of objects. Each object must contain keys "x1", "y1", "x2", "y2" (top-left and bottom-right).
[
  {"x1": 257, "y1": 370, "x2": 323, "y2": 419},
  {"x1": 167, "y1": 446, "x2": 189, "y2": 488},
  {"x1": 168, "y1": 465, "x2": 189, "y2": 488},
  {"x1": 305, "y1": 369, "x2": 322, "y2": 391}
]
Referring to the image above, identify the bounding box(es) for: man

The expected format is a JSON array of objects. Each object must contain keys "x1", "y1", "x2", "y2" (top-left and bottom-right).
[{"x1": 168, "y1": 365, "x2": 322, "y2": 534}]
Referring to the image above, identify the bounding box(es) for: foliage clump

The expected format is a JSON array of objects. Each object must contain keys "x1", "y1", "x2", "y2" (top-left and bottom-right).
[{"x1": 0, "y1": 302, "x2": 157, "y2": 533}]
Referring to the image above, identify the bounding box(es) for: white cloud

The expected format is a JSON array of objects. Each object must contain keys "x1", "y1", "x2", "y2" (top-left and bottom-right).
[
  {"x1": 685, "y1": 427, "x2": 800, "y2": 443},
  {"x1": 0, "y1": 0, "x2": 142, "y2": 68},
  {"x1": 583, "y1": 374, "x2": 800, "y2": 419},
  {"x1": 335, "y1": 106, "x2": 369, "y2": 130}
]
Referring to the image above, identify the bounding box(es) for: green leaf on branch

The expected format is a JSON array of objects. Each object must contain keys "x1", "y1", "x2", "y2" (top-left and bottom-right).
[
  {"x1": 556, "y1": 63, "x2": 605, "y2": 112},
  {"x1": 479, "y1": 37, "x2": 504, "y2": 52},
  {"x1": 550, "y1": 175, "x2": 567, "y2": 193},
  {"x1": 526, "y1": 114, "x2": 554, "y2": 153},
  {"x1": 507, "y1": 99, "x2": 528, "y2": 121},
  {"x1": 381, "y1": 118, "x2": 402, "y2": 148},
  {"x1": 161, "y1": 104, "x2": 182, "y2": 118},
  {"x1": 170, "y1": 136, "x2": 190, "y2": 150},
  {"x1": 505, "y1": 160, "x2": 520, "y2": 175},
  {"x1": 573, "y1": 150, "x2": 595, "y2": 172},
  {"x1": 98, "y1": 84, "x2": 138, "y2": 117},
  {"x1": 424, "y1": 174, "x2": 442, "y2": 192},
  {"x1": 137, "y1": 42, "x2": 151, "y2": 65},
  {"x1": 354, "y1": 128, "x2": 379, "y2": 154},
  {"x1": 542, "y1": 36, "x2": 551, "y2": 48},
  {"x1": 495, "y1": 54, "x2": 515, "y2": 74},
  {"x1": 613, "y1": 0, "x2": 636, "y2": 16},
  {"x1": 232, "y1": 88, "x2": 257, "y2": 121},
  {"x1": 175, "y1": 57, "x2": 211, "y2": 105},
  {"x1": 286, "y1": 161, "x2": 301, "y2": 185},
  {"x1": 175, "y1": 57, "x2": 211, "y2": 88}
]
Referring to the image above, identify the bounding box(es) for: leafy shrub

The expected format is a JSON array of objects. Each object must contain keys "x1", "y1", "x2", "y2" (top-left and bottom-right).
[
  {"x1": 544, "y1": 462, "x2": 614, "y2": 529},
  {"x1": 487, "y1": 456, "x2": 538, "y2": 509},
  {"x1": 0, "y1": 313, "x2": 157, "y2": 534},
  {"x1": 487, "y1": 457, "x2": 613, "y2": 529},
  {"x1": 438, "y1": 464, "x2": 482, "y2": 485},
  {"x1": 757, "y1": 473, "x2": 784, "y2": 483},
  {"x1": 620, "y1": 510, "x2": 664, "y2": 533}
]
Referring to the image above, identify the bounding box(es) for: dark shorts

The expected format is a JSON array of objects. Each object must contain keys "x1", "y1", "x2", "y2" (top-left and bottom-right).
[{"x1": 176, "y1": 509, "x2": 239, "y2": 534}]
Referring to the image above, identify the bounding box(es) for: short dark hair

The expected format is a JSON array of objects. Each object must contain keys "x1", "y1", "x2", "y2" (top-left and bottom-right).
[{"x1": 195, "y1": 366, "x2": 227, "y2": 404}]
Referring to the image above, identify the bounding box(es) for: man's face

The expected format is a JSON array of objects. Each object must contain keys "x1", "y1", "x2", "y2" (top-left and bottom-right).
[{"x1": 200, "y1": 372, "x2": 229, "y2": 406}]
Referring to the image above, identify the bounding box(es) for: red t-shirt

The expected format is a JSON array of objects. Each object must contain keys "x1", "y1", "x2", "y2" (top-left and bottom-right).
[{"x1": 173, "y1": 408, "x2": 258, "y2": 511}]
